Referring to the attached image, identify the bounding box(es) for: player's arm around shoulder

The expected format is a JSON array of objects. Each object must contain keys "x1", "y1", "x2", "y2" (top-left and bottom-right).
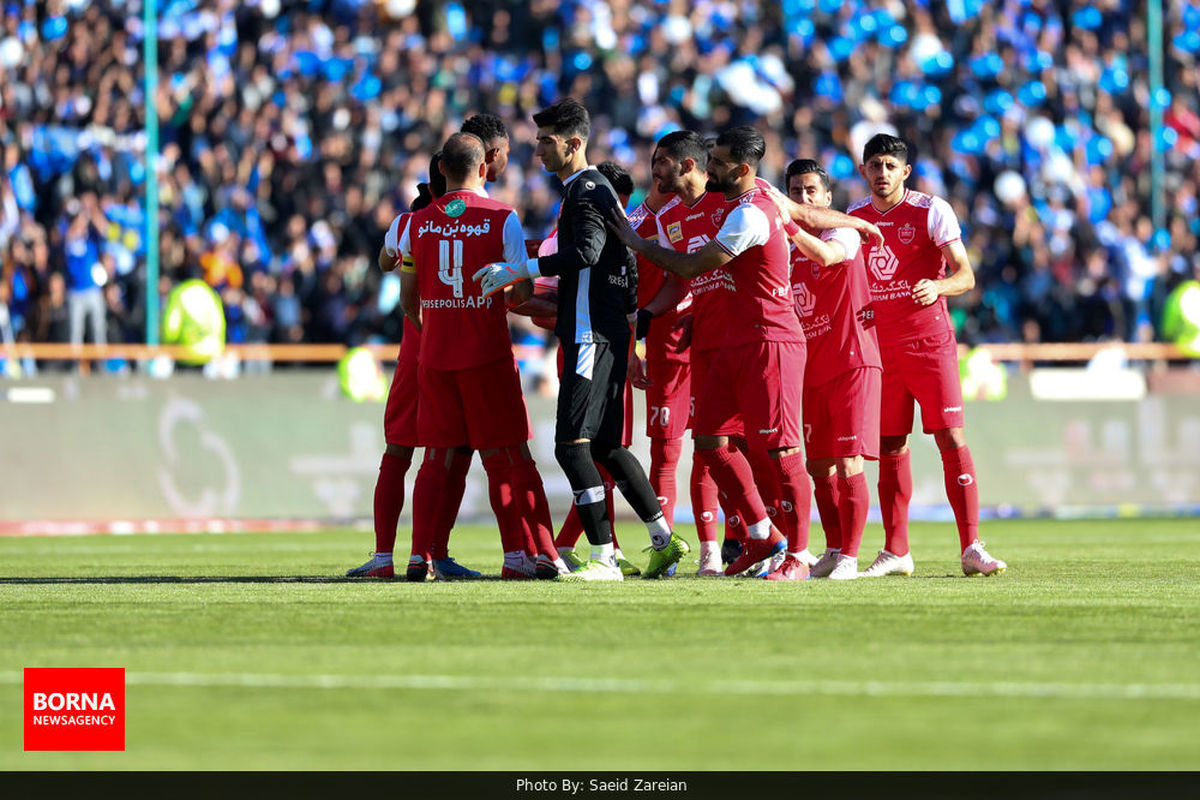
[
  {"x1": 790, "y1": 225, "x2": 857, "y2": 268},
  {"x1": 606, "y1": 203, "x2": 733, "y2": 280}
]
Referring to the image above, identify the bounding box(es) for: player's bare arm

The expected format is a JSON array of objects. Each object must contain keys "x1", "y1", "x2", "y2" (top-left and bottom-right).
[
  {"x1": 606, "y1": 208, "x2": 732, "y2": 279},
  {"x1": 788, "y1": 224, "x2": 847, "y2": 268},
  {"x1": 769, "y1": 188, "x2": 883, "y2": 247},
  {"x1": 399, "y1": 268, "x2": 421, "y2": 330},
  {"x1": 377, "y1": 245, "x2": 396, "y2": 272},
  {"x1": 913, "y1": 240, "x2": 976, "y2": 306},
  {"x1": 641, "y1": 273, "x2": 689, "y2": 316}
]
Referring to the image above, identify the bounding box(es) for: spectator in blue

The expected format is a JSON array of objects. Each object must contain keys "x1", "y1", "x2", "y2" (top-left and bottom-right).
[{"x1": 60, "y1": 195, "x2": 108, "y2": 348}]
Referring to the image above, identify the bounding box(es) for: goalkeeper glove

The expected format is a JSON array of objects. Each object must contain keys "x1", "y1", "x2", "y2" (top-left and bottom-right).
[{"x1": 473, "y1": 258, "x2": 541, "y2": 298}]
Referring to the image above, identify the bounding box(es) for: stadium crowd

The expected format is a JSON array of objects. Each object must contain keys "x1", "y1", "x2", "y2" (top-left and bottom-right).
[{"x1": 1, "y1": 0, "x2": 1198, "y2": 362}]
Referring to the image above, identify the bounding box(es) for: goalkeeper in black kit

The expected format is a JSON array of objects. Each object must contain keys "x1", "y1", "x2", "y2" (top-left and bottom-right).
[{"x1": 475, "y1": 98, "x2": 689, "y2": 581}]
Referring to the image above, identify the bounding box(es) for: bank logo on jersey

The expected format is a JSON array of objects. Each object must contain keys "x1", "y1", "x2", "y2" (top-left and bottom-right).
[
  {"x1": 438, "y1": 239, "x2": 465, "y2": 298},
  {"x1": 667, "y1": 221, "x2": 683, "y2": 243},
  {"x1": 869, "y1": 243, "x2": 901, "y2": 282},
  {"x1": 792, "y1": 282, "x2": 816, "y2": 318},
  {"x1": 898, "y1": 222, "x2": 916, "y2": 244},
  {"x1": 686, "y1": 234, "x2": 711, "y2": 253}
]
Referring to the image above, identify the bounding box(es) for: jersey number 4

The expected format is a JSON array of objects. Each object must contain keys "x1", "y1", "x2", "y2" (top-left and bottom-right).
[{"x1": 438, "y1": 239, "x2": 465, "y2": 298}]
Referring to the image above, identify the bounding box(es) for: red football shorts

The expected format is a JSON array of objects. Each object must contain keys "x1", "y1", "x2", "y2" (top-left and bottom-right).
[
  {"x1": 383, "y1": 356, "x2": 420, "y2": 447},
  {"x1": 418, "y1": 356, "x2": 532, "y2": 449},
  {"x1": 879, "y1": 329, "x2": 965, "y2": 436},
  {"x1": 690, "y1": 346, "x2": 741, "y2": 438},
  {"x1": 804, "y1": 366, "x2": 881, "y2": 460},
  {"x1": 695, "y1": 341, "x2": 805, "y2": 450},
  {"x1": 644, "y1": 353, "x2": 691, "y2": 440}
]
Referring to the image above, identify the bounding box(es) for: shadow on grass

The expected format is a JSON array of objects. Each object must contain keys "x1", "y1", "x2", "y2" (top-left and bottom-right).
[
  {"x1": 0, "y1": 576, "x2": 381, "y2": 584},
  {"x1": 0, "y1": 575, "x2": 544, "y2": 584}
]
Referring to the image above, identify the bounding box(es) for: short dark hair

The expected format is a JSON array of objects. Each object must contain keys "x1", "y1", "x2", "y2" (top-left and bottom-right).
[
  {"x1": 461, "y1": 112, "x2": 508, "y2": 145},
  {"x1": 416, "y1": 151, "x2": 447, "y2": 205},
  {"x1": 596, "y1": 161, "x2": 633, "y2": 199},
  {"x1": 655, "y1": 130, "x2": 708, "y2": 172},
  {"x1": 439, "y1": 133, "x2": 485, "y2": 182},
  {"x1": 863, "y1": 133, "x2": 909, "y2": 164},
  {"x1": 785, "y1": 158, "x2": 831, "y2": 193},
  {"x1": 532, "y1": 98, "x2": 590, "y2": 141},
  {"x1": 714, "y1": 126, "x2": 766, "y2": 168}
]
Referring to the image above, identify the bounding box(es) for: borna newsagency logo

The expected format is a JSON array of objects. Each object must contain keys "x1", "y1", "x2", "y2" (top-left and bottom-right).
[{"x1": 24, "y1": 667, "x2": 125, "y2": 751}]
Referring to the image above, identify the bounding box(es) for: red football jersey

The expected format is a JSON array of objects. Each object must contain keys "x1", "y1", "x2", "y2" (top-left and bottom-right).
[
  {"x1": 712, "y1": 186, "x2": 805, "y2": 346},
  {"x1": 848, "y1": 189, "x2": 962, "y2": 345},
  {"x1": 400, "y1": 188, "x2": 527, "y2": 370},
  {"x1": 790, "y1": 227, "x2": 882, "y2": 386},
  {"x1": 655, "y1": 192, "x2": 733, "y2": 353},
  {"x1": 629, "y1": 198, "x2": 690, "y2": 356},
  {"x1": 384, "y1": 212, "x2": 421, "y2": 363}
]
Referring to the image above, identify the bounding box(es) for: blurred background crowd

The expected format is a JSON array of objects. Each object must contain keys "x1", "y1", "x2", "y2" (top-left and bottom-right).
[{"x1": 1, "y1": 0, "x2": 1198, "y2": 370}]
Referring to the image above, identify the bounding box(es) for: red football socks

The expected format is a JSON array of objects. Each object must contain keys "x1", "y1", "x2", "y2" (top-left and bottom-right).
[
  {"x1": 744, "y1": 443, "x2": 783, "y2": 522},
  {"x1": 482, "y1": 451, "x2": 525, "y2": 555},
  {"x1": 410, "y1": 448, "x2": 449, "y2": 562},
  {"x1": 373, "y1": 450, "x2": 413, "y2": 554},
  {"x1": 509, "y1": 456, "x2": 558, "y2": 559},
  {"x1": 649, "y1": 437, "x2": 682, "y2": 527},
  {"x1": 940, "y1": 445, "x2": 980, "y2": 552},
  {"x1": 836, "y1": 472, "x2": 870, "y2": 558},
  {"x1": 690, "y1": 459, "x2": 720, "y2": 543},
  {"x1": 696, "y1": 443, "x2": 767, "y2": 529},
  {"x1": 878, "y1": 450, "x2": 913, "y2": 557},
  {"x1": 771, "y1": 451, "x2": 812, "y2": 554},
  {"x1": 811, "y1": 473, "x2": 842, "y2": 551},
  {"x1": 429, "y1": 449, "x2": 471, "y2": 561}
]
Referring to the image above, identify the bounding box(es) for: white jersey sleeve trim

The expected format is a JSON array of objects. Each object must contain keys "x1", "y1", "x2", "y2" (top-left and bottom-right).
[
  {"x1": 384, "y1": 214, "x2": 405, "y2": 258},
  {"x1": 502, "y1": 211, "x2": 527, "y2": 265},
  {"x1": 927, "y1": 196, "x2": 962, "y2": 248},
  {"x1": 714, "y1": 202, "x2": 771, "y2": 257},
  {"x1": 397, "y1": 216, "x2": 413, "y2": 260},
  {"x1": 822, "y1": 227, "x2": 861, "y2": 263}
]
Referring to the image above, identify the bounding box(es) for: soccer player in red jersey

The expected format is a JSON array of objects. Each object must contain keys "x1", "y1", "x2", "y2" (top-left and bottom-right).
[
  {"x1": 775, "y1": 159, "x2": 883, "y2": 581},
  {"x1": 399, "y1": 132, "x2": 564, "y2": 580},
  {"x1": 611, "y1": 126, "x2": 881, "y2": 578},
  {"x1": 645, "y1": 131, "x2": 815, "y2": 575},
  {"x1": 346, "y1": 154, "x2": 479, "y2": 581},
  {"x1": 848, "y1": 134, "x2": 1007, "y2": 577},
  {"x1": 625, "y1": 176, "x2": 693, "y2": 546}
]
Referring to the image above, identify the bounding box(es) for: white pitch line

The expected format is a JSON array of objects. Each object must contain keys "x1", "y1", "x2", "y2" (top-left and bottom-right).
[{"x1": 2, "y1": 671, "x2": 1198, "y2": 702}]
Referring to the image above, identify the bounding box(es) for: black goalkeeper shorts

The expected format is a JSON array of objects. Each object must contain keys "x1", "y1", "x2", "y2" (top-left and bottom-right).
[{"x1": 556, "y1": 339, "x2": 627, "y2": 444}]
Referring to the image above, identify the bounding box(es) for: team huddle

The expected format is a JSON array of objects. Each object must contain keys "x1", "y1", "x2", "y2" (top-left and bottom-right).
[{"x1": 347, "y1": 97, "x2": 1008, "y2": 583}]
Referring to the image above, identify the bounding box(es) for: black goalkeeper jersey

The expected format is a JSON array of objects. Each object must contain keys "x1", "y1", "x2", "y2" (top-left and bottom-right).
[{"x1": 536, "y1": 167, "x2": 638, "y2": 346}]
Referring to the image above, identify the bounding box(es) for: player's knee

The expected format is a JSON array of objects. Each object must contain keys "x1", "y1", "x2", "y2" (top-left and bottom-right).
[
  {"x1": 934, "y1": 427, "x2": 966, "y2": 450},
  {"x1": 836, "y1": 456, "x2": 865, "y2": 478},
  {"x1": 880, "y1": 436, "x2": 908, "y2": 455},
  {"x1": 555, "y1": 441, "x2": 591, "y2": 476},
  {"x1": 588, "y1": 439, "x2": 618, "y2": 468},
  {"x1": 384, "y1": 443, "x2": 413, "y2": 459},
  {"x1": 806, "y1": 459, "x2": 836, "y2": 479}
]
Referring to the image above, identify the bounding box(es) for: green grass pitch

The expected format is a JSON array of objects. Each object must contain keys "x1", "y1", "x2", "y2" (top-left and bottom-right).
[{"x1": 2, "y1": 518, "x2": 1198, "y2": 771}]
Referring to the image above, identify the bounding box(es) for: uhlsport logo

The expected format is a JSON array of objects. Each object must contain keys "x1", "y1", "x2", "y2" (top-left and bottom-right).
[
  {"x1": 869, "y1": 243, "x2": 901, "y2": 282},
  {"x1": 25, "y1": 668, "x2": 125, "y2": 751}
]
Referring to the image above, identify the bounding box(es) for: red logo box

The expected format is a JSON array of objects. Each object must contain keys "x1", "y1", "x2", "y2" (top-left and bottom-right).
[{"x1": 24, "y1": 668, "x2": 125, "y2": 751}]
